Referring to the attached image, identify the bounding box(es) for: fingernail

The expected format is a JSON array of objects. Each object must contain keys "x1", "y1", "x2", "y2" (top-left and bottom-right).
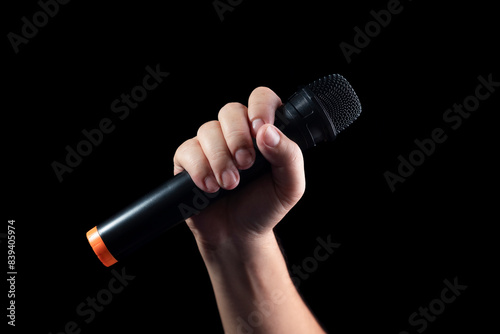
[
  {"x1": 264, "y1": 126, "x2": 280, "y2": 147},
  {"x1": 235, "y1": 149, "x2": 254, "y2": 169},
  {"x1": 204, "y1": 175, "x2": 220, "y2": 193},
  {"x1": 252, "y1": 118, "x2": 264, "y2": 134},
  {"x1": 221, "y1": 169, "x2": 238, "y2": 189}
]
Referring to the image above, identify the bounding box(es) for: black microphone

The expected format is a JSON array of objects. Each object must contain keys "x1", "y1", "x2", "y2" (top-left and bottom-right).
[{"x1": 86, "y1": 74, "x2": 362, "y2": 266}]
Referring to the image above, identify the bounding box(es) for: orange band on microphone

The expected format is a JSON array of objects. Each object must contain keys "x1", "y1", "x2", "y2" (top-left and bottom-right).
[{"x1": 86, "y1": 226, "x2": 118, "y2": 267}]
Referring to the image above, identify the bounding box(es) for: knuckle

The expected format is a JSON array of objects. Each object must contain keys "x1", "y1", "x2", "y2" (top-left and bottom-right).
[
  {"x1": 225, "y1": 128, "x2": 251, "y2": 145},
  {"x1": 175, "y1": 137, "x2": 196, "y2": 154},
  {"x1": 289, "y1": 143, "x2": 303, "y2": 164},
  {"x1": 197, "y1": 120, "x2": 219, "y2": 137},
  {"x1": 187, "y1": 164, "x2": 206, "y2": 183},
  {"x1": 173, "y1": 138, "x2": 198, "y2": 169},
  {"x1": 173, "y1": 138, "x2": 192, "y2": 161},
  {"x1": 218, "y1": 102, "x2": 246, "y2": 119},
  {"x1": 208, "y1": 148, "x2": 229, "y2": 164},
  {"x1": 251, "y1": 86, "x2": 274, "y2": 97}
]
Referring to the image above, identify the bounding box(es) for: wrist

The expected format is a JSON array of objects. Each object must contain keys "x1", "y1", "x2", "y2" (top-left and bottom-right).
[{"x1": 196, "y1": 230, "x2": 278, "y2": 264}]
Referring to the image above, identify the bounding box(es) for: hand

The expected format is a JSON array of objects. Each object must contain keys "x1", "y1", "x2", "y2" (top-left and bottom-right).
[{"x1": 173, "y1": 87, "x2": 305, "y2": 253}]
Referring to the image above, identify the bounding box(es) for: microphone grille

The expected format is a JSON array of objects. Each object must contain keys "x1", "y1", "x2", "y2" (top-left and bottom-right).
[{"x1": 307, "y1": 74, "x2": 362, "y2": 133}]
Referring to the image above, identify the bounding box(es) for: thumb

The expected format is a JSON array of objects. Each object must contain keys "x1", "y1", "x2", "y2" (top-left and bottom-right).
[{"x1": 256, "y1": 124, "x2": 306, "y2": 210}]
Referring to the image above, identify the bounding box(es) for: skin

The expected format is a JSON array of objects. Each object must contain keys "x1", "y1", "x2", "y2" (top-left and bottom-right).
[{"x1": 173, "y1": 87, "x2": 326, "y2": 334}]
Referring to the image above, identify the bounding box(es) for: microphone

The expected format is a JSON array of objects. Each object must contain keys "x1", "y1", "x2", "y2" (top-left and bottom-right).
[{"x1": 86, "y1": 74, "x2": 362, "y2": 266}]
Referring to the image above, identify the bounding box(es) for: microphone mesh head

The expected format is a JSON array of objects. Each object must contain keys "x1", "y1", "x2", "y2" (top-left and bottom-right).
[{"x1": 307, "y1": 74, "x2": 362, "y2": 133}]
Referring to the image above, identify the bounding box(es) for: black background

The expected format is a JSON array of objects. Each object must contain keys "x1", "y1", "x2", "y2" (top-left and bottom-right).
[{"x1": 4, "y1": 0, "x2": 498, "y2": 333}]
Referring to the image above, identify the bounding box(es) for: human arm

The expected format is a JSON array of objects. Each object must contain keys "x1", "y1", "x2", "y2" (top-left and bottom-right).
[{"x1": 173, "y1": 87, "x2": 326, "y2": 333}]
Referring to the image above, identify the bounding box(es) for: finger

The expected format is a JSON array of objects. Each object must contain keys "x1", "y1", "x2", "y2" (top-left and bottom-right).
[
  {"x1": 255, "y1": 124, "x2": 305, "y2": 211},
  {"x1": 197, "y1": 120, "x2": 240, "y2": 190},
  {"x1": 248, "y1": 87, "x2": 282, "y2": 137},
  {"x1": 173, "y1": 138, "x2": 220, "y2": 193},
  {"x1": 218, "y1": 103, "x2": 255, "y2": 170}
]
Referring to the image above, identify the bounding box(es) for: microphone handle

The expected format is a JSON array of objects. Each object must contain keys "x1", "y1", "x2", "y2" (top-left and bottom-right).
[
  {"x1": 88, "y1": 87, "x2": 333, "y2": 265},
  {"x1": 96, "y1": 141, "x2": 270, "y2": 263}
]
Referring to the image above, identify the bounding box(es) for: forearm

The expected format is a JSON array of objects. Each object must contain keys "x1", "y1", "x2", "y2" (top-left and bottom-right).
[{"x1": 198, "y1": 232, "x2": 326, "y2": 334}]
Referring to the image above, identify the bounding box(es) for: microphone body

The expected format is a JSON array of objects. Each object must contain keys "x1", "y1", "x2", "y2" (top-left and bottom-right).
[{"x1": 87, "y1": 76, "x2": 361, "y2": 267}]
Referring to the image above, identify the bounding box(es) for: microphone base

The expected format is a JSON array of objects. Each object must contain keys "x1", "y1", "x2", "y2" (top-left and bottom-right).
[{"x1": 87, "y1": 226, "x2": 118, "y2": 267}]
